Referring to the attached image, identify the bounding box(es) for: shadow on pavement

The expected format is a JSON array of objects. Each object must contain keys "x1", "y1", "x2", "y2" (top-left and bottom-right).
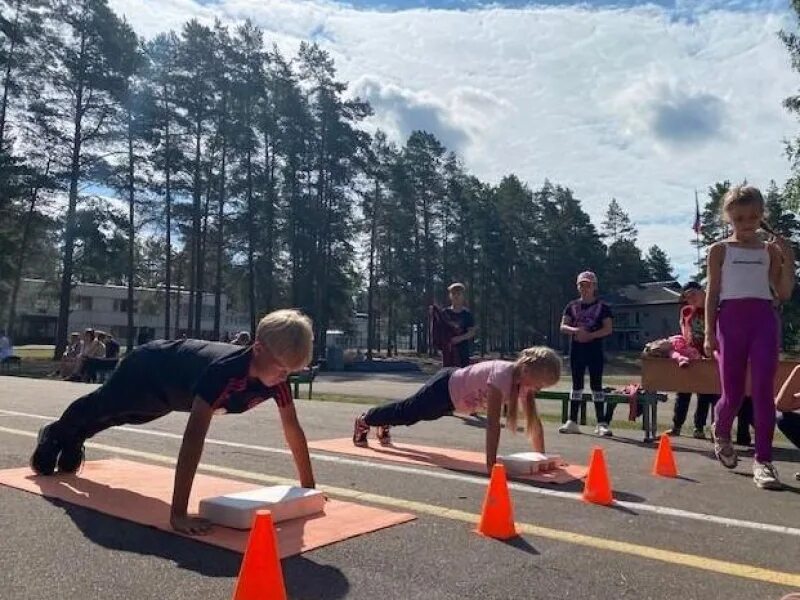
[{"x1": 42, "y1": 497, "x2": 350, "y2": 598}]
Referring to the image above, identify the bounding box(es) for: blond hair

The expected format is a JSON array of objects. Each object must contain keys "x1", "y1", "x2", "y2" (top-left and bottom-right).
[
  {"x1": 255, "y1": 309, "x2": 314, "y2": 371},
  {"x1": 722, "y1": 185, "x2": 765, "y2": 218},
  {"x1": 506, "y1": 346, "x2": 562, "y2": 437}
]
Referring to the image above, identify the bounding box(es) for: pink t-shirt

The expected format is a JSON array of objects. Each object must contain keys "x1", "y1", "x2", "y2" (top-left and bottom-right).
[{"x1": 447, "y1": 360, "x2": 515, "y2": 414}]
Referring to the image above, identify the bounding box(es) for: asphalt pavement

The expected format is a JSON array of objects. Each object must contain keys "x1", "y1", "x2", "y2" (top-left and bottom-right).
[{"x1": 1, "y1": 376, "x2": 799, "y2": 600}]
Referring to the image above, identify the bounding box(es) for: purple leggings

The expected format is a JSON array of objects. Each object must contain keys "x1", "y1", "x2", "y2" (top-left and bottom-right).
[{"x1": 714, "y1": 299, "x2": 779, "y2": 463}]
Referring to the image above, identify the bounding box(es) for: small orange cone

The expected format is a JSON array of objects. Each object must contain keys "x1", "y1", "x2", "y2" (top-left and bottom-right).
[
  {"x1": 652, "y1": 434, "x2": 678, "y2": 478},
  {"x1": 232, "y1": 510, "x2": 287, "y2": 600},
  {"x1": 582, "y1": 447, "x2": 613, "y2": 506},
  {"x1": 475, "y1": 463, "x2": 517, "y2": 539}
]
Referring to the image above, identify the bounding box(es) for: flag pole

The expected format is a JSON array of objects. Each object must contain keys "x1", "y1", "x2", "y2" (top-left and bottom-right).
[{"x1": 694, "y1": 189, "x2": 701, "y2": 270}]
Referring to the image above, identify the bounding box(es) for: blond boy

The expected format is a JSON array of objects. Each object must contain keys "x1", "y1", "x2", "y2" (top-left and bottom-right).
[{"x1": 31, "y1": 309, "x2": 317, "y2": 535}]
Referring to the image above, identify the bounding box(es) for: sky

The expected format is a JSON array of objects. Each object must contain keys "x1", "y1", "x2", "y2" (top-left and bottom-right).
[{"x1": 110, "y1": 0, "x2": 800, "y2": 281}]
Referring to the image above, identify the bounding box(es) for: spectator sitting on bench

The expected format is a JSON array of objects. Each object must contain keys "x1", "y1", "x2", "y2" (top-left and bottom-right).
[
  {"x1": 59, "y1": 333, "x2": 82, "y2": 379},
  {"x1": 104, "y1": 333, "x2": 120, "y2": 359},
  {"x1": 81, "y1": 331, "x2": 119, "y2": 383},
  {"x1": 68, "y1": 329, "x2": 106, "y2": 382}
]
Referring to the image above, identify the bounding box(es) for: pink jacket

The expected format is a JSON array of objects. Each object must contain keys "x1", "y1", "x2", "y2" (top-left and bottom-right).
[{"x1": 669, "y1": 334, "x2": 701, "y2": 367}]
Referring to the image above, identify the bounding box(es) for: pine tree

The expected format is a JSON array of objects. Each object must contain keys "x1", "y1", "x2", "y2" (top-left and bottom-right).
[
  {"x1": 175, "y1": 19, "x2": 215, "y2": 336},
  {"x1": 144, "y1": 31, "x2": 186, "y2": 338},
  {"x1": 45, "y1": 0, "x2": 142, "y2": 359},
  {"x1": 297, "y1": 42, "x2": 371, "y2": 354},
  {"x1": 644, "y1": 245, "x2": 675, "y2": 282},
  {"x1": 694, "y1": 181, "x2": 730, "y2": 281},
  {"x1": 601, "y1": 198, "x2": 637, "y2": 244}
]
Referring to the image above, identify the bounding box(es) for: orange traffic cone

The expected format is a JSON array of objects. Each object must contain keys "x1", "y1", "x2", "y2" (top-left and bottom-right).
[
  {"x1": 232, "y1": 510, "x2": 287, "y2": 600},
  {"x1": 475, "y1": 463, "x2": 517, "y2": 539},
  {"x1": 652, "y1": 434, "x2": 678, "y2": 478},
  {"x1": 582, "y1": 447, "x2": 613, "y2": 506}
]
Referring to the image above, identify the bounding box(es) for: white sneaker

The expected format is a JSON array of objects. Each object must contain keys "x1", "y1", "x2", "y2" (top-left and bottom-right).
[
  {"x1": 596, "y1": 423, "x2": 613, "y2": 437},
  {"x1": 753, "y1": 462, "x2": 783, "y2": 490},
  {"x1": 558, "y1": 420, "x2": 581, "y2": 434},
  {"x1": 711, "y1": 428, "x2": 738, "y2": 469}
]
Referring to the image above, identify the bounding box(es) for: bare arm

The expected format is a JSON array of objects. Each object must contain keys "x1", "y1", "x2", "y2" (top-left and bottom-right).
[
  {"x1": 279, "y1": 401, "x2": 316, "y2": 489},
  {"x1": 527, "y1": 391, "x2": 545, "y2": 453},
  {"x1": 560, "y1": 315, "x2": 579, "y2": 336},
  {"x1": 170, "y1": 397, "x2": 214, "y2": 534},
  {"x1": 776, "y1": 365, "x2": 800, "y2": 412},
  {"x1": 452, "y1": 326, "x2": 478, "y2": 344},
  {"x1": 679, "y1": 309, "x2": 691, "y2": 342},
  {"x1": 768, "y1": 238, "x2": 796, "y2": 302},
  {"x1": 484, "y1": 385, "x2": 503, "y2": 473},
  {"x1": 704, "y1": 244, "x2": 724, "y2": 356}
]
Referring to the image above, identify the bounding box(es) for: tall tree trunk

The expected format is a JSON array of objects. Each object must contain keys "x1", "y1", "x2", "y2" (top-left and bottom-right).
[
  {"x1": 196, "y1": 160, "x2": 212, "y2": 336},
  {"x1": 175, "y1": 255, "x2": 183, "y2": 337},
  {"x1": 213, "y1": 134, "x2": 226, "y2": 341},
  {"x1": 246, "y1": 148, "x2": 256, "y2": 336},
  {"x1": 366, "y1": 179, "x2": 380, "y2": 360},
  {"x1": 6, "y1": 159, "x2": 49, "y2": 336},
  {"x1": 0, "y1": 0, "x2": 21, "y2": 156},
  {"x1": 163, "y1": 105, "x2": 172, "y2": 338},
  {"x1": 54, "y1": 34, "x2": 87, "y2": 361},
  {"x1": 263, "y1": 129, "x2": 275, "y2": 311},
  {"x1": 126, "y1": 105, "x2": 136, "y2": 353},
  {"x1": 188, "y1": 120, "x2": 202, "y2": 337}
]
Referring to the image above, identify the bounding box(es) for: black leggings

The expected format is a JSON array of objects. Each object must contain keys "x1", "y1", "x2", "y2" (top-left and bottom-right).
[
  {"x1": 50, "y1": 351, "x2": 190, "y2": 445},
  {"x1": 569, "y1": 343, "x2": 614, "y2": 423},
  {"x1": 672, "y1": 393, "x2": 719, "y2": 430},
  {"x1": 363, "y1": 368, "x2": 456, "y2": 427}
]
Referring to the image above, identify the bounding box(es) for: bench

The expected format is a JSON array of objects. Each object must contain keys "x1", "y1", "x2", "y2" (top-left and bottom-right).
[
  {"x1": 536, "y1": 389, "x2": 666, "y2": 443},
  {"x1": 0, "y1": 355, "x2": 21, "y2": 373},
  {"x1": 288, "y1": 366, "x2": 319, "y2": 399},
  {"x1": 641, "y1": 357, "x2": 800, "y2": 395}
]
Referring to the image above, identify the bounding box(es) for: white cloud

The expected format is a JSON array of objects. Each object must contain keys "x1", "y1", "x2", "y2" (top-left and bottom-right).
[{"x1": 109, "y1": 0, "x2": 800, "y2": 280}]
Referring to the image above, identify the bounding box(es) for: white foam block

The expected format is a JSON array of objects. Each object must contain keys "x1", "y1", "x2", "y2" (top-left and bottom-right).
[
  {"x1": 498, "y1": 452, "x2": 563, "y2": 476},
  {"x1": 198, "y1": 485, "x2": 325, "y2": 529}
]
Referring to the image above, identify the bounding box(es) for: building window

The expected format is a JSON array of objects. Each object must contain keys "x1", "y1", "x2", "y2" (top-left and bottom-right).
[
  {"x1": 113, "y1": 299, "x2": 138, "y2": 313},
  {"x1": 635, "y1": 312, "x2": 640, "y2": 325},
  {"x1": 73, "y1": 296, "x2": 93, "y2": 311}
]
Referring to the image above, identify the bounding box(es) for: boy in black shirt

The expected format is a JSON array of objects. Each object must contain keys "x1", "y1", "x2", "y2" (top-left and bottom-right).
[
  {"x1": 31, "y1": 309, "x2": 316, "y2": 536},
  {"x1": 443, "y1": 282, "x2": 476, "y2": 368}
]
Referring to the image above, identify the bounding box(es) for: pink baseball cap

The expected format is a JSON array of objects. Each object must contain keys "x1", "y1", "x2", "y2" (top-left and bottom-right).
[{"x1": 577, "y1": 271, "x2": 598, "y2": 284}]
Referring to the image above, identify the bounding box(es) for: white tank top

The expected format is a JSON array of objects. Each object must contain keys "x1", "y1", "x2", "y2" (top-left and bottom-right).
[{"x1": 719, "y1": 244, "x2": 772, "y2": 301}]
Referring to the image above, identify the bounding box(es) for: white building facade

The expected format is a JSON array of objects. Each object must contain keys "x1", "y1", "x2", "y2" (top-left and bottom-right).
[{"x1": 14, "y1": 278, "x2": 250, "y2": 345}]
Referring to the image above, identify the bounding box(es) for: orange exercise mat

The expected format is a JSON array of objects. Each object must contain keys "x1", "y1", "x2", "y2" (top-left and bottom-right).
[
  {"x1": 0, "y1": 459, "x2": 414, "y2": 557},
  {"x1": 309, "y1": 438, "x2": 587, "y2": 484}
]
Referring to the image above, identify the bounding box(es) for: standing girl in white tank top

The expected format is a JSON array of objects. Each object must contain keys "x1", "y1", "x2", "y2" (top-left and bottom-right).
[{"x1": 705, "y1": 186, "x2": 796, "y2": 489}]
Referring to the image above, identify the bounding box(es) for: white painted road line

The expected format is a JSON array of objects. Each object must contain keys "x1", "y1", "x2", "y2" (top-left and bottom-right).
[{"x1": 2, "y1": 408, "x2": 800, "y2": 538}]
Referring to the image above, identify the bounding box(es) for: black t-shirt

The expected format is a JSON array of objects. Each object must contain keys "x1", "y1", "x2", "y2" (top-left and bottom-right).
[
  {"x1": 444, "y1": 307, "x2": 475, "y2": 365},
  {"x1": 105, "y1": 338, "x2": 120, "y2": 359},
  {"x1": 133, "y1": 339, "x2": 293, "y2": 414},
  {"x1": 562, "y1": 299, "x2": 612, "y2": 350}
]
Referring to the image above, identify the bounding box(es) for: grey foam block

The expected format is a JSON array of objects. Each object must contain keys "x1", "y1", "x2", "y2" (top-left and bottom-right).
[
  {"x1": 198, "y1": 485, "x2": 325, "y2": 529},
  {"x1": 498, "y1": 452, "x2": 563, "y2": 476}
]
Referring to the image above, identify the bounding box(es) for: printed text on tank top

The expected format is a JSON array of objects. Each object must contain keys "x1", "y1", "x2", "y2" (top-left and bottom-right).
[{"x1": 719, "y1": 243, "x2": 772, "y2": 302}]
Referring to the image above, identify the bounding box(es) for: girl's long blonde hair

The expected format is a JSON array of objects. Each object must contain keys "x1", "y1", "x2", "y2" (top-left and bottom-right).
[{"x1": 505, "y1": 346, "x2": 562, "y2": 436}]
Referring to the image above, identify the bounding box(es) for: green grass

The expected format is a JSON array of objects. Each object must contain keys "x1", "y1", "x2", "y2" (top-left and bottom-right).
[
  {"x1": 303, "y1": 392, "x2": 387, "y2": 406},
  {"x1": 14, "y1": 347, "x2": 55, "y2": 360}
]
